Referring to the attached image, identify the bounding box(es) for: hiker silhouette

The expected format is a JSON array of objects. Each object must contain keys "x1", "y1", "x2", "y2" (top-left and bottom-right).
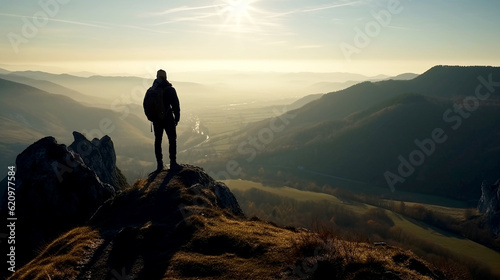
[{"x1": 147, "y1": 69, "x2": 181, "y2": 171}]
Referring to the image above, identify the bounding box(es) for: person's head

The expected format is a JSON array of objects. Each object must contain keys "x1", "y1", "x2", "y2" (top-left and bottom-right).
[{"x1": 157, "y1": 69, "x2": 167, "y2": 80}]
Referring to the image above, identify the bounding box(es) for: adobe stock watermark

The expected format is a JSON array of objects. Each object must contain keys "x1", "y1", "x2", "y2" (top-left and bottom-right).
[
  {"x1": 111, "y1": 66, "x2": 158, "y2": 121},
  {"x1": 178, "y1": 183, "x2": 212, "y2": 225},
  {"x1": 384, "y1": 74, "x2": 500, "y2": 192},
  {"x1": 7, "y1": 0, "x2": 71, "y2": 54},
  {"x1": 208, "y1": 106, "x2": 296, "y2": 180},
  {"x1": 291, "y1": 247, "x2": 321, "y2": 279},
  {"x1": 340, "y1": 0, "x2": 408, "y2": 61}
]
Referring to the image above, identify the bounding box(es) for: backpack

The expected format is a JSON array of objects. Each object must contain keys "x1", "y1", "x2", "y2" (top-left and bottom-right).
[{"x1": 143, "y1": 85, "x2": 164, "y2": 122}]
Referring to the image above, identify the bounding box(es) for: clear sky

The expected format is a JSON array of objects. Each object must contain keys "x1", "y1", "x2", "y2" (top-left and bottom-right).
[{"x1": 1, "y1": 0, "x2": 499, "y2": 76}]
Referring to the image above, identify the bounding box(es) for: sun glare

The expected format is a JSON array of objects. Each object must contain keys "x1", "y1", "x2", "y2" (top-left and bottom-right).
[{"x1": 217, "y1": 0, "x2": 258, "y2": 31}]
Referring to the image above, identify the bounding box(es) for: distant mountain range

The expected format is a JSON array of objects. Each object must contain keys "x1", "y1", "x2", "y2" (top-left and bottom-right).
[
  {"x1": 2, "y1": 65, "x2": 497, "y2": 203},
  {"x1": 0, "y1": 72, "x2": 107, "y2": 105},
  {"x1": 0, "y1": 67, "x2": 417, "y2": 105},
  {"x1": 221, "y1": 66, "x2": 500, "y2": 202},
  {"x1": 0, "y1": 69, "x2": 228, "y2": 109}
]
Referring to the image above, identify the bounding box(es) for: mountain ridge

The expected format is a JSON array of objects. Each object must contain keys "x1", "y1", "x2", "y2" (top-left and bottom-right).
[
  {"x1": 217, "y1": 66, "x2": 500, "y2": 202},
  {"x1": 0, "y1": 73, "x2": 108, "y2": 105}
]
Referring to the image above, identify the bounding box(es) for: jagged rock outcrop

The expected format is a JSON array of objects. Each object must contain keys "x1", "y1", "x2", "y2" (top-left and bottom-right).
[
  {"x1": 89, "y1": 164, "x2": 244, "y2": 230},
  {"x1": 10, "y1": 165, "x2": 443, "y2": 280},
  {"x1": 0, "y1": 134, "x2": 126, "y2": 273},
  {"x1": 478, "y1": 179, "x2": 500, "y2": 235},
  {"x1": 68, "y1": 131, "x2": 128, "y2": 191}
]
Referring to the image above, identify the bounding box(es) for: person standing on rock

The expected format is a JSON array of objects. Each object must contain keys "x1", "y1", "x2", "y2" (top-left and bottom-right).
[{"x1": 146, "y1": 69, "x2": 181, "y2": 171}]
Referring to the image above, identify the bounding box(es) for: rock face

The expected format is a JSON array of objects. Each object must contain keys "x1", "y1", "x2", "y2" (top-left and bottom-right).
[
  {"x1": 68, "y1": 131, "x2": 128, "y2": 190},
  {"x1": 0, "y1": 133, "x2": 126, "y2": 272},
  {"x1": 478, "y1": 179, "x2": 500, "y2": 235}
]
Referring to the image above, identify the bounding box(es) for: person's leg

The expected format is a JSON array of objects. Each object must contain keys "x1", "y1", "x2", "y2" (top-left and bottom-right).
[
  {"x1": 153, "y1": 122, "x2": 164, "y2": 170},
  {"x1": 165, "y1": 122, "x2": 177, "y2": 165}
]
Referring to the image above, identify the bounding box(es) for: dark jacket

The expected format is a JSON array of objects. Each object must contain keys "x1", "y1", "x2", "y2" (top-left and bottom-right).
[{"x1": 153, "y1": 78, "x2": 180, "y2": 123}]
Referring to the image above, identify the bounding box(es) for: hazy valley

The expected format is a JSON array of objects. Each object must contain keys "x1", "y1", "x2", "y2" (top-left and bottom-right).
[
  {"x1": 1, "y1": 65, "x2": 500, "y2": 279},
  {"x1": 0, "y1": 67, "x2": 408, "y2": 182}
]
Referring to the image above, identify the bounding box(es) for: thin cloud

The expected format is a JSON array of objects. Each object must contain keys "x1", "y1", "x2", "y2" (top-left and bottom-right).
[
  {"x1": 89, "y1": 20, "x2": 171, "y2": 34},
  {"x1": 266, "y1": 10, "x2": 300, "y2": 19},
  {"x1": 0, "y1": 13, "x2": 108, "y2": 28},
  {"x1": 143, "y1": 4, "x2": 223, "y2": 26},
  {"x1": 152, "y1": 13, "x2": 216, "y2": 26},
  {"x1": 147, "y1": 5, "x2": 222, "y2": 16},
  {"x1": 266, "y1": 1, "x2": 363, "y2": 19},
  {"x1": 303, "y1": 2, "x2": 362, "y2": 13},
  {"x1": 0, "y1": 12, "x2": 173, "y2": 34}
]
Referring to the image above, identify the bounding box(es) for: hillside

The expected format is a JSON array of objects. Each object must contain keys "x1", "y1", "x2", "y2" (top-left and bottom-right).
[
  {"x1": 268, "y1": 66, "x2": 500, "y2": 127},
  {"x1": 5, "y1": 138, "x2": 445, "y2": 280},
  {"x1": 214, "y1": 66, "x2": 500, "y2": 202},
  {"x1": 0, "y1": 73, "x2": 107, "y2": 105}
]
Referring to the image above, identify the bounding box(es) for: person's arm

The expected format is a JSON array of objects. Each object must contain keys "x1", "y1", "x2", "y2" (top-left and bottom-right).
[{"x1": 170, "y1": 87, "x2": 180, "y2": 125}]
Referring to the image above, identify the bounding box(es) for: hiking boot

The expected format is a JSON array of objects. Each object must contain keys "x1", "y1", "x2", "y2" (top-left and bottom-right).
[
  {"x1": 156, "y1": 161, "x2": 164, "y2": 171},
  {"x1": 170, "y1": 161, "x2": 182, "y2": 171}
]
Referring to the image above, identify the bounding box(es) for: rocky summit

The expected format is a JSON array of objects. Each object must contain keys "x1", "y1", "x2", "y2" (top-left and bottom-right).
[{"x1": 9, "y1": 162, "x2": 444, "y2": 280}]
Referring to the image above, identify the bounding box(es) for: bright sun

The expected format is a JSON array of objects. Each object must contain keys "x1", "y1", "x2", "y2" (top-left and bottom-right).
[{"x1": 217, "y1": 0, "x2": 258, "y2": 31}]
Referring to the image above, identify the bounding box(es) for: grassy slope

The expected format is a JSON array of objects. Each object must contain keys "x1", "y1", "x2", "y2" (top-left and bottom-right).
[
  {"x1": 385, "y1": 211, "x2": 500, "y2": 276},
  {"x1": 11, "y1": 216, "x2": 440, "y2": 280},
  {"x1": 224, "y1": 179, "x2": 342, "y2": 203},
  {"x1": 224, "y1": 179, "x2": 500, "y2": 275}
]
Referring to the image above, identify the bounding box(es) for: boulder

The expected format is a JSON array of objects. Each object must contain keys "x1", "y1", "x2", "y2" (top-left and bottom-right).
[{"x1": 0, "y1": 135, "x2": 120, "y2": 270}]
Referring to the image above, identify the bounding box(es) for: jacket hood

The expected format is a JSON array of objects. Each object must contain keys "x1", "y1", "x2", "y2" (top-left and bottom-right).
[{"x1": 153, "y1": 78, "x2": 172, "y2": 88}]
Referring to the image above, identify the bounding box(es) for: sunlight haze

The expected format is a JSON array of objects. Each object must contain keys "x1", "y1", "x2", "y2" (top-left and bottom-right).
[{"x1": 1, "y1": 0, "x2": 499, "y2": 76}]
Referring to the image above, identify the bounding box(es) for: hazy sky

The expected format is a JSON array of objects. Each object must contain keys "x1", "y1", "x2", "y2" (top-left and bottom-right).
[{"x1": 1, "y1": 0, "x2": 499, "y2": 75}]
